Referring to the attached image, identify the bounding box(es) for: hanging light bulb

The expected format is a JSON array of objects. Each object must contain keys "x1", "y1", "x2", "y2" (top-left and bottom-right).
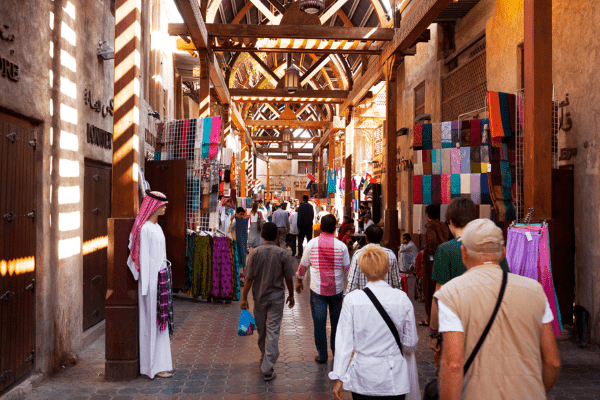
[{"x1": 300, "y1": 0, "x2": 325, "y2": 14}]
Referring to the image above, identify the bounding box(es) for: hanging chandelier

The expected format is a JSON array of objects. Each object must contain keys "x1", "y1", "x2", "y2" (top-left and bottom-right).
[
  {"x1": 299, "y1": 0, "x2": 325, "y2": 14},
  {"x1": 284, "y1": 66, "x2": 300, "y2": 93}
]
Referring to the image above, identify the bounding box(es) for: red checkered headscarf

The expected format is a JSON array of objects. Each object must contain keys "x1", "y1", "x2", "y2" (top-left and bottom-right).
[{"x1": 129, "y1": 191, "x2": 168, "y2": 272}]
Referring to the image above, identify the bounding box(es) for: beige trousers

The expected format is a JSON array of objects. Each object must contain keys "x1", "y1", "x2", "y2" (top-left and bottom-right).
[{"x1": 253, "y1": 296, "x2": 285, "y2": 376}]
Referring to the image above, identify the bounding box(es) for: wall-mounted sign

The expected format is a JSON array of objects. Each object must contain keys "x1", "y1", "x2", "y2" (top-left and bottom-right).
[
  {"x1": 0, "y1": 55, "x2": 18, "y2": 81},
  {"x1": 84, "y1": 89, "x2": 114, "y2": 118},
  {"x1": 0, "y1": 24, "x2": 15, "y2": 42},
  {"x1": 87, "y1": 123, "x2": 112, "y2": 150}
]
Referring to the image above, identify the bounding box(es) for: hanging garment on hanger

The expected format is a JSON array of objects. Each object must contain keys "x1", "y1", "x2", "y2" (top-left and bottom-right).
[
  {"x1": 230, "y1": 239, "x2": 241, "y2": 301},
  {"x1": 202, "y1": 117, "x2": 212, "y2": 158},
  {"x1": 212, "y1": 237, "x2": 233, "y2": 299},
  {"x1": 191, "y1": 235, "x2": 213, "y2": 299},
  {"x1": 209, "y1": 116, "x2": 221, "y2": 159},
  {"x1": 506, "y1": 228, "x2": 541, "y2": 280}
]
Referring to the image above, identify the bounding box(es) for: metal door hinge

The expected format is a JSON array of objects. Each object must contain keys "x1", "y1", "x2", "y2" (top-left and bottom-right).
[
  {"x1": 29, "y1": 138, "x2": 36, "y2": 149},
  {"x1": 27, "y1": 209, "x2": 35, "y2": 219},
  {"x1": 26, "y1": 279, "x2": 35, "y2": 291},
  {"x1": 92, "y1": 208, "x2": 102, "y2": 215},
  {"x1": 93, "y1": 174, "x2": 101, "y2": 181},
  {"x1": 6, "y1": 132, "x2": 18, "y2": 143},
  {"x1": 0, "y1": 370, "x2": 13, "y2": 382},
  {"x1": 0, "y1": 291, "x2": 15, "y2": 301},
  {"x1": 3, "y1": 212, "x2": 16, "y2": 222},
  {"x1": 91, "y1": 275, "x2": 102, "y2": 284}
]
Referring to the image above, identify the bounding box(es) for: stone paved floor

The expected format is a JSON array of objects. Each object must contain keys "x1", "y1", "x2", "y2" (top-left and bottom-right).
[{"x1": 23, "y1": 260, "x2": 600, "y2": 400}]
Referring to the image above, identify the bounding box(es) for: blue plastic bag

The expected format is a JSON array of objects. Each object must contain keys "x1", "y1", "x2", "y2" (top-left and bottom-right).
[{"x1": 238, "y1": 309, "x2": 257, "y2": 336}]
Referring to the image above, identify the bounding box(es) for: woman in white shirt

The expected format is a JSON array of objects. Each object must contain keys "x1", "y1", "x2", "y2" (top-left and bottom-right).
[{"x1": 330, "y1": 245, "x2": 420, "y2": 400}]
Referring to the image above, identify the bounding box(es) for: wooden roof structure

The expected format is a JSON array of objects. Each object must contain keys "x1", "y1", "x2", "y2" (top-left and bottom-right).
[{"x1": 170, "y1": 0, "x2": 481, "y2": 156}]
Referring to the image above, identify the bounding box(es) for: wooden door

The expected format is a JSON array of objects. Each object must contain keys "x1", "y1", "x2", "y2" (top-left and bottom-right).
[
  {"x1": 83, "y1": 162, "x2": 111, "y2": 331},
  {"x1": 0, "y1": 112, "x2": 36, "y2": 392},
  {"x1": 144, "y1": 160, "x2": 187, "y2": 290}
]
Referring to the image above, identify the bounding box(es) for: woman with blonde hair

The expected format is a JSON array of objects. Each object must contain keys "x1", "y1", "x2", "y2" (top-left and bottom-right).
[{"x1": 330, "y1": 244, "x2": 420, "y2": 400}]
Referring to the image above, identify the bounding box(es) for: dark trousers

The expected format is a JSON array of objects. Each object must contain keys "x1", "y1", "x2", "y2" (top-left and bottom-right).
[
  {"x1": 423, "y1": 259, "x2": 435, "y2": 321},
  {"x1": 298, "y1": 229, "x2": 313, "y2": 257},
  {"x1": 289, "y1": 234, "x2": 298, "y2": 256},
  {"x1": 310, "y1": 290, "x2": 343, "y2": 362},
  {"x1": 352, "y1": 393, "x2": 405, "y2": 400}
]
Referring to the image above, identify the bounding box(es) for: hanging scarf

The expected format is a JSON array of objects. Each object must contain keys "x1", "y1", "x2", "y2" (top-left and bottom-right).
[
  {"x1": 157, "y1": 263, "x2": 174, "y2": 336},
  {"x1": 127, "y1": 191, "x2": 168, "y2": 277}
]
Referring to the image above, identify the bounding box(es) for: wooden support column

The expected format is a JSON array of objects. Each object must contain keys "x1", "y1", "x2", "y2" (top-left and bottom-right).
[
  {"x1": 328, "y1": 130, "x2": 335, "y2": 198},
  {"x1": 345, "y1": 155, "x2": 352, "y2": 216},
  {"x1": 240, "y1": 133, "x2": 247, "y2": 197},
  {"x1": 221, "y1": 104, "x2": 230, "y2": 147},
  {"x1": 382, "y1": 55, "x2": 401, "y2": 251},
  {"x1": 524, "y1": 0, "x2": 552, "y2": 219},
  {"x1": 198, "y1": 49, "x2": 210, "y2": 118},
  {"x1": 175, "y1": 73, "x2": 183, "y2": 119},
  {"x1": 266, "y1": 160, "x2": 270, "y2": 201},
  {"x1": 106, "y1": 0, "x2": 142, "y2": 381}
]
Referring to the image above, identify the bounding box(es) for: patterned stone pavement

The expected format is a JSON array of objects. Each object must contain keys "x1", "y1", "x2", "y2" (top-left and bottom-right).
[{"x1": 23, "y1": 261, "x2": 600, "y2": 400}]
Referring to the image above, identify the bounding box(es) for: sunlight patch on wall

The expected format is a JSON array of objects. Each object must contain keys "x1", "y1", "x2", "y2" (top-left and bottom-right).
[
  {"x1": 0, "y1": 257, "x2": 35, "y2": 277},
  {"x1": 59, "y1": 159, "x2": 79, "y2": 177},
  {"x1": 61, "y1": 49, "x2": 77, "y2": 73},
  {"x1": 58, "y1": 237, "x2": 81, "y2": 259},
  {"x1": 58, "y1": 185, "x2": 80, "y2": 204},
  {"x1": 60, "y1": 103, "x2": 77, "y2": 125},
  {"x1": 59, "y1": 211, "x2": 80, "y2": 232},
  {"x1": 83, "y1": 236, "x2": 109, "y2": 256},
  {"x1": 60, "y1": 130, "x2": 78, "y2": 151}
]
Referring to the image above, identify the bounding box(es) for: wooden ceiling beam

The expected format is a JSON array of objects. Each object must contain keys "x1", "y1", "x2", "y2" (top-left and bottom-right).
[
  {"x1": 168, "y1": 23, "x2": 396, "y2": 41},
  {"x1": 249, "y1": 0, "x2": 282, "y2": 24},
  {"x1": 232, "y1": 0, "x2": 254, "y2": 23},
  {"x1": 257, "y1": 147, "x2": 315, "y2": 153},
  {"x1": 252, "y1": 137, "x2": 314, "y2": 142},
  {"x1": 248, "y1": 52, "x2": 281, "y2": 84},
  {"x1": 231, "y1": 88, "x2": 349, "y2": 99},
  {"x1": 301, "y1": 54, "x2": 330, "y2": 86},
  {"x1": 214, "y1": 46, "x2": 381, "y2": 55},
  {"x1": 246, "y1": 120, "x2": 332, "y2": 129},
  {"x1": 319, "y1": 0, "x2": 350, "y2": 24}
]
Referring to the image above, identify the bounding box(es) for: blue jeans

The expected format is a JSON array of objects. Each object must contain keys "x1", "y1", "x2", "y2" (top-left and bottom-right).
[{"x1": 310, "y1": 290, "x2": 343, "y2": 362}]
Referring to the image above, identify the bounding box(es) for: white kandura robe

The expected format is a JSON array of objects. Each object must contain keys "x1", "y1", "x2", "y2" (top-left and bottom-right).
[{"x1": 127, "y1": 221, "x2": 173, "y2": 379}]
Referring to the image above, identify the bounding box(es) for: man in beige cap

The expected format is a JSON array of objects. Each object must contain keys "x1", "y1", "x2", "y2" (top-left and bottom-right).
[{"x1": 435, "y1": 219, "x2": 561, "y2": 400}]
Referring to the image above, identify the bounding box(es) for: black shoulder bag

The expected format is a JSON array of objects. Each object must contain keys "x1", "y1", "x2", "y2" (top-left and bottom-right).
[
  {"x1": 363, "y1": 287, "x2": 404, "y2": 356},
  {"x1": 422, "y1": 270, "x2": 508, "y2": 400}
]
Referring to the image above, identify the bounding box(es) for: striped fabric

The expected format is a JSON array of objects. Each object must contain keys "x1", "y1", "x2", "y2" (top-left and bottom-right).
[
  {"x1": 441, "y1": 174, "x2": 451, "y2": 204},
  {"x1": 441, "y1": 122, "x2": 452, "y2": 148},
  {"x1": 432, "y1": 149, "x2": 442, "y2": 175},
  {"x1": 432, "y1": 123, "x2": 442, "y2": 149},
  {"x1": 451, "y1": 148, "x2": 461, "y2": 174},
  {"x1": 422, "y1": 175, "x2": 432, "y2": 205},
  {"x1": 297, "y1": 233, "x2": 351, "y2": 296},
  {"x1": 441, "y1": 149, "x2": 452, "y2": 175}
]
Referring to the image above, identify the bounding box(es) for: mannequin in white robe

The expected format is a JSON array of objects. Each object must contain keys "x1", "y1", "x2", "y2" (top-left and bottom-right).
[{"x1": 128, "y1": 209, "x2": 173, "y2": 379}]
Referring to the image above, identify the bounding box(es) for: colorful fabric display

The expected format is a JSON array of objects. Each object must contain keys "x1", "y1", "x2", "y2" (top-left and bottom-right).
[
  {"x1": 451, "y1": 121, "x2": 462, "y2": 147},
  {"x1": 460, "y1": 147, "x2": 471, "y2": 173},
  {"x1": 537, "y1": 225, "x2": 563, "y2": 337},
  {"x1": 506, "y1": 228, "x2": 541, "y2": 281},
  {"x1": 422, "y1": 175, "x2": 432, "y2": 205},
  {"x1": 441, "y1": 122, "x2": 452, "y2": 148},
  {"x1": 479, "y1": 204, "x2": 492, "y2": 219},
  {"x1": 470, "y1": 119, "x2": 482, "y2": 146},
  {"x1": 461, "y1": 120, "x2": 471, "y2": 147},
  {"x1": 441, "y1": 149, "x2": 452, "y2": 175},
  {"x1": 480, "y1": 145, "x2": 489, "y2": 163},
  {"x1": 450, "y1": 174, "x2": 461, "y2": 199},
  {"x1": 441, "y1": 174, "x2": 451, "y2": 204},
  {"x1": 431, "y1": 175, "x2": 442, "y2": 204},
  {"x1": 480, "y1": 173, "x2": 491, "y2": 204},
  {"x1": 432, "y1": 124, "x2": 442, "y2": 149},
  {"x1": 432, "y1": 149, "x2": 442, "y2": 175},
  {"x1": 414, "y1": 150, "x2": 423, "y2": 176},
  {"x1": 413, "y1": 175, "x2": 422, "y2": 204},
  {"x1": 422, "y1": 150, "x2": 432, "y2": 175},
  {"x1": 487, "y1": 91, "x2": 516, "y2": 147},
  {"x1": 202, "y1": 117, "x2": 212, "y2": 158},
  {"x1": 414, "y1": 124, "x2": 423, "y2": 150},
  {"x1": 460, "y1": 174, "x2": 471, "y2": 197},
  {"x1": 471, "y1": 146, "x2": 482, "y2": 173},
  {"x1": 451, "y1": 148, "x2": 461, "y2": 174},
  {"x1": 209, "y1": 116, "x2": 221, "y2": 159},
  {"x1": 423, "y1": 123, "x2": 433, "y2": 150},
  {"x1": 471, "y1": 174, "x2": 481, "y2": 204}
]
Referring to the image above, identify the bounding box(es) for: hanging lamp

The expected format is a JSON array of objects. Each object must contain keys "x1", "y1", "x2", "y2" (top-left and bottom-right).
[
  {"x1": 299, "y1": 0, "x2": 325, "y2": 14},
  {"x1": 284, "y1": 53, "x2": 300, "y2": 93}
]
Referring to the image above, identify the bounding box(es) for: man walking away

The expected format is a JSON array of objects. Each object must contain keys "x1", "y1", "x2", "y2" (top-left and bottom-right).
[
  {"x1": 399, "y1": 233, "x2": 419, "y2": 273},
  {"x1": 296, "y1": 195, "x2": 314, "y2": 258},
  {"x1": 296, "y1": 215, "x2": 351, "y2": 364},
  {"x1": 421, "y1": 205, "x2": 449, "y2": 327},
  {"x1": 428, "y1": 198, "x2": 511, "y2": 365},
  {"x1": 272, "y1": 203, "x2": 290, "y2": 249},
  {"x1": 289, "y1": 207, "x2": 299, "y2": 256},
  {"x1": 345, "y1": 225, "x2": 402, "y2": 294},
  {"x1": 436, "y1": 219, "x2": 560, "y2": 399},
  {"x1": 241, "y1": 222, "x2": 296, "y2": 382}
]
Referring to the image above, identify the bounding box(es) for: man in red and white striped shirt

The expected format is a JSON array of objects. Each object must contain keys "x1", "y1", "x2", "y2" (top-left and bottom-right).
[{"x1": 296, "y1": 214, "x2": 351, "y2": 364}]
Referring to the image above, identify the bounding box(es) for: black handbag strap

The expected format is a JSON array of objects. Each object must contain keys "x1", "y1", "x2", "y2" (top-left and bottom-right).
[
  {"x1": 463, "y1": 270, "x2": 508, "y2": 375},
  {"x1": 363, "y1": 287, "x2": 403, "y2": 356}
]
